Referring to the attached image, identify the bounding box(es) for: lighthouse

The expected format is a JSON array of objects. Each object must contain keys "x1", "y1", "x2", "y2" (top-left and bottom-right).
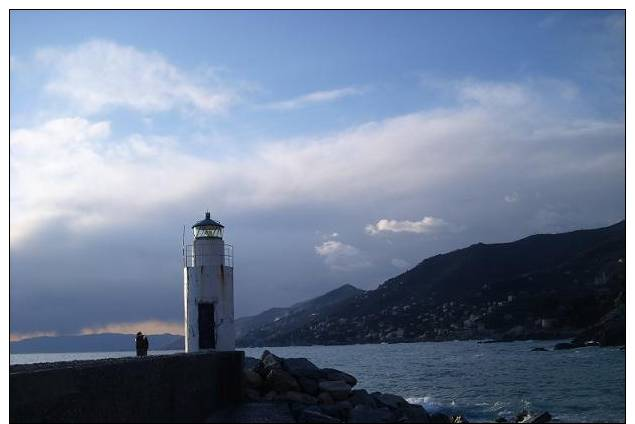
[{"x1": 183, "y1": 212, "x2": 235, "y2": 352}]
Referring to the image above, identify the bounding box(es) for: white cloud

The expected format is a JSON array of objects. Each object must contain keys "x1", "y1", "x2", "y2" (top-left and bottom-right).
[
  {"x1": 10, "y1": 117, "x2": 214, "y2": 244},
  {"x1": 10, "y1": 79, "x2": 624, "y2": 247},
  {"x1": 267, "y1": 86, "x2": 365, "y2": 110},
  {"x1": 365, "y1": 217, "x2": 457, "y2": 236},
  {"x1": 314, "y1": 240, "x2": 371, "y2": 271},
  {"x1": 504, "y1": 192, "x2": 520, "y2": 203},
  {"x1": 36, "y1": 40, "x2": 234, "y2": 114},
  {"x1": 391, "y1": 258, "x2": 411, "y2": 269}
]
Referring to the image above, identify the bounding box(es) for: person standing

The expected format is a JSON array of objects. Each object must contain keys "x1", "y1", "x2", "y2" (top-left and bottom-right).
[
  {"x1": 141, "y1": 334, "x2": 149, "y2": 357},
  {"x1": 135, "y1": 332, "x2": 144, "y2": 357}
]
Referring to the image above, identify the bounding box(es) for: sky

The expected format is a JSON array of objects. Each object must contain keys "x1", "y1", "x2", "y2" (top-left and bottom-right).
[{"x1": 9, "y1": 10, "x2": 625, "y2": 340}]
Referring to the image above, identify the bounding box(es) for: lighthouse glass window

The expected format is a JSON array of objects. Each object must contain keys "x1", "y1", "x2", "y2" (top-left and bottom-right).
[{"x1": 194, "y1": 225, "x2": 223, "y2": 239}]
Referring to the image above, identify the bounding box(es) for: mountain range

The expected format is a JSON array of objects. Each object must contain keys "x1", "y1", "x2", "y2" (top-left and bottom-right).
[
  {"x1": 11, "y1": 221, "x2": 625, "y2": 353},
  {"x1": 237, "y1": 221, "x2": 625, "y2": 347},
  {"x1": 10, "y1": 333, "x2": 183, "y2": 354}
]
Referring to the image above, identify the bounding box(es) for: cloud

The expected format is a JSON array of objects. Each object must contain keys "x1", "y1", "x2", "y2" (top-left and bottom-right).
[
  {"x1": 366, "y1": 217, "x2": 458, "y2": 236},
  {"x1": 35, "y1": 39, "x2": 235, "y2": 114},
  {"x1": 504, "y1": 192, "x2": 520, "y2": 203},
  {"x1": 10, "y1": 330, "x2": 58, "y2": 342},
  {"x1": 266, "y1": 86, "x2": 366, "y2": 110},
  {"x1": 79, "y1": 320, "x2": 183, "y2": 336},
  {"x1": 391, "y1": 258, "x2": 411, "y2": 269},
  {"x1": 10, "y1": 117, "x2": 213, "y2": 245},
  {"x1": 315, "y1": 240, "x2": 371, "y2": 271},
  {"x1": 10, "y1": 77, "x2": 625, "y2": 335},
  {"x1": 10, "y1": 78, "x2": 624, "y2": 248}
]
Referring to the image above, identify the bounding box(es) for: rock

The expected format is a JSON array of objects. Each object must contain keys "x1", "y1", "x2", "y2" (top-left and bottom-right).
[
  {"x1": 318, "y1": 392, "x2": 335, "y2": 405},
  {"x1": 244, "y1": 356, "x2": 261, "y2": 371},
  {"x1": 318, "y1": 380, "x2": 352, "y2": 401},
  {"x1": 531, "y1": 348, "x2": 548, "y2": 352},
  {"x1": 515, "y1": 410, "x2": 529, "y2": 422},
  {"x1": 528, "y1": 412, "x2": 551, "y2": 423},
  {"x1": 495, "y1": 417, "x2": 508, "y2": 423},
  {"x1": 451, "y1": 415, "x2": 469, "y2": 423},
  {"x1": 282, "y1": 390, "x2": 318, "y2": 405},
  {"x1": 371, "y1": 392, "x2": 409, "y2": 410},
  {"x1": 553, "y1": 342, "x2": 575, "y2": 350},
  {"x1": 349, "y1": 405, "x2": 394, "y2": 423},
  {"x1": 398, "y1": 403, "x2": 431, "y2": 423},
  {"x1": 262, "y1": 391, "x2": 276, "y2": 401},
  {"x1": 261, "y1": 350, "x2": 284, "y2": 371},
  {"x1": 321, "y1": 368, "x2": 358, "y2": 386},
  {"x1": 298, "y1": 406, "x2": 343, "y2": 423},
  {"x1": 266, "y1": 368, "x2": 300, "y2": 392},
  {"x1": 584, "y1": 340, "x2": 600, "y2": 347},
  {"x1": 299, "y1": 376, "x2": 320, "y2": 396},
  {"x1": 430, "y1": 412, "x2": 451, "y2": 423},
  {"x1": 244, "y1": 388, "x2": 261, "y2": 401},
  {"x1": 283, "y1": 358, "x2": 323, "y2": 379},
  {"x1": 348, "y1": 389, "x2": 377, "y2": 408},
  {"x1": 320, "y1": 401, "x2": 353, "y2": 421},
  {"x1": 243, "y1": 369, "x2": 263, "y2": 388}
]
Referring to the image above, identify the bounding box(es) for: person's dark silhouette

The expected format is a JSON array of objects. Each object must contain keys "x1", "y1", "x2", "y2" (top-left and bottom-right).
[
  {"x1": 141, "y1": 335, "x2": 149, "y2": 357},
  {"x1": 135, "y1": 332, "x2": 144, "y2": 357}
]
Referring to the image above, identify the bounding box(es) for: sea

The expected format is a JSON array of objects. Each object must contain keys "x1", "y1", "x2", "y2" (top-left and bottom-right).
[{"x1": 10, "y1": 339, "x2": 625, "y2": 423}]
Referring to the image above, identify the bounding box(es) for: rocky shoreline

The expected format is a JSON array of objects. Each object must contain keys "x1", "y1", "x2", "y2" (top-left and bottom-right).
[{"x1": 240, "y1": 351, "x2": 552, "y2": 423}]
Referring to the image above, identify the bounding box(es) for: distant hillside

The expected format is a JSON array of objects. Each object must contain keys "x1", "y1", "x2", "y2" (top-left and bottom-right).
[
  {"x1": 10, "y1": 333, "x2": 183, "y2": 354},
  {"x1": 236, "y1": 284, "x2": 365, "y2": 347},
  {"x1": 238, "y1": 221, "x2": 625, "y2": 347}
]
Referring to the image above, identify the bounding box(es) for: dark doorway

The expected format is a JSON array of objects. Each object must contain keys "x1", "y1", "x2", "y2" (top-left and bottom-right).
[{"x1": 198, "y1": 302, "x2": 215, "y2": 349}]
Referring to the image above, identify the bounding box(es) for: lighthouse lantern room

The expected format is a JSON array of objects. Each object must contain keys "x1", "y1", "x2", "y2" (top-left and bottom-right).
[{"x1": 183, "y1": 212, "x2": 235, "y2": 352}]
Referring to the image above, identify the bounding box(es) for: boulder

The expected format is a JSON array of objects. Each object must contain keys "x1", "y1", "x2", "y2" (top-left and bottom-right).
[
  {"x1": 320, "y1": 401, "x2": 353, "y2": 421},
  {"x1": 451, "y1": 416, "x2": 469, "y2": 423},
  {"x1": 398, "y1": 404, "x2": 431, "y2": 423},
  {"x1": 348, "y1": 389, "x2": 377, "y2": 408},
  {"x1": 321, "y1": 368, "x2": 358, "y2": 386},
  {"x1": 266, "y1": 368, "x2": 300, "y2": 392},
  {"x1": 319, "y1": 380, "x2": 352, "y2": 401},
  {"x1": 515, "y1": 410, "x2": 529, "y2": 422},
  {"x1": 372, "y1": 392, "x2": 409, "y2": 410},
  {"x1": 430, "y1": 412, "x2": 451, "y2": 423},
  {"x1": 528, "y1": 412, "x2": 551, "y2": 423},
  {"x1": 244, "y1": 356, "x2": 261, "y2": 371},
  {"x1": 262, "y1": 391, "x2": 276, "y2": 401},
  {"x1": 261, "y1": 350, "x2": 284, "y2": 371},
  {"x1": 318, "y1": 392, "x2": 335, "y2": 405},
  {"x1": 283, "y1": 358, "x2": 323, "y2": 379},
  {"x1": 283, "y1": 391, "x2": 318, "y2": 405},
  {"x1": 244, "y1": 388, "x2": 261, "y2": 402},
  {"x1": 297, "y1": 406, "x2": 342, "y2": 423},
  {"x1": 299, "y1": 376, "x2": 320, "y2": 396},
  {"x1": 349, "y1": 405, "x2": 395, "y2": 423},
  {"x1": 243, "y1": 369, "x2": 264, "y2": 388},
  {"x1": 495, "y1": 417, "x2": 508, "y2": 423}
]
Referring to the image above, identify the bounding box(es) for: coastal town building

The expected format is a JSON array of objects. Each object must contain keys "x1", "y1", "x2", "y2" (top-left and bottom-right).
[{"x1": 183, "y1": 212, "x2": 235, "y2": 352}]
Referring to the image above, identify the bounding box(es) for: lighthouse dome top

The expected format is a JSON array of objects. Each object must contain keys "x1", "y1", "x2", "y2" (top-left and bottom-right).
[{"x1": 192, "y1": 212, "x2": 224, "y2": 239}]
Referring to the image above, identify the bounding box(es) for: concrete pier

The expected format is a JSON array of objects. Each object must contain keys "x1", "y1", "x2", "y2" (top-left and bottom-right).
[{"x1": 10, "y1": 351, "x2": 244, "y2": 423}]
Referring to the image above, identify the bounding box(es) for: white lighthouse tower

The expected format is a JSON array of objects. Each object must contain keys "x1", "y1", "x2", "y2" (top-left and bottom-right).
[{"x1": 183, "y1": 212, "x2": 235, "y2": 352}]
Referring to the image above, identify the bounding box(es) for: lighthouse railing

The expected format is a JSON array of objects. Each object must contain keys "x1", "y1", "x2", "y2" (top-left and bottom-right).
[{"x1": 183, "y1": 244, "x2": 233, "y2": 268}]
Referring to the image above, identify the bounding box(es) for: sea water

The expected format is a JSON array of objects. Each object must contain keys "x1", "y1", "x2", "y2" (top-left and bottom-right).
[{"x1": 11, "y1": 340, "x2": 625, "y2": 422}]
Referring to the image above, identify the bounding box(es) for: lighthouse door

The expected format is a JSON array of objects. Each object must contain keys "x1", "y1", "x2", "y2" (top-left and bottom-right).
[{"x1": 198, "y1": 303, "x2": 216, "y2": 349}]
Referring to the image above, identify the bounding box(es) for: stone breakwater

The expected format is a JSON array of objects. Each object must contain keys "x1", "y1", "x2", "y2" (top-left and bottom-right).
[{"x1": 241, "y1": 351, "x2": 552, "y2": 423}]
